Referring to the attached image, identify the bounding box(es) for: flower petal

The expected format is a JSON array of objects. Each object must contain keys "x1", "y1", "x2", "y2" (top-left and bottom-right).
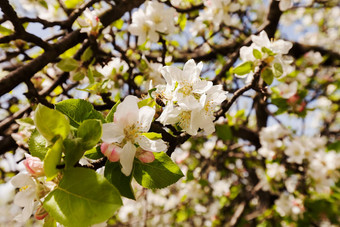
[
  {"x1": 101, "y1": 123, "x2": 124, "y2": 144},
  {"x1": 138, "y1": 106, "x2": 155, "y2": 132},
  {"x1": 136, "y1": 136, "x2": 168, "y2": 152},
  {"x1": 120, "y1": 142, "x2": 136, "y2": 176},
  {"x1": 114, "y1": 95, "x2": 139, "y2": 125}
]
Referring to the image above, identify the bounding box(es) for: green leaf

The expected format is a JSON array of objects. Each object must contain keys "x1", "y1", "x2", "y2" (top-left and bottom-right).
[
  {"x1": 43, "y1": 215, "x2": 57, "y2": 227},
  {"x1": 44, "y1": 137, "x2": 63, "y2": 181},
  {"x1": 134, "y1": 75, "x2": 144, "y2": 86},
  {"x1": 63, "y1": 138, "x2": 83, "y2": 168},
  {"x1": 261, "y1": 68, "x2": 274, "y2": 85},
  {"x1": 81, "y1": 47, "x2": 93, "y2": 62},
  {"x1": 261, "y1": 47, "x2": 275, "y2": 56},
  {"x1": 55, "y1": 99, "x2": 104, "y2": 128},
  {"x1": 273, "y1": 62, "x2": 283, "y2": 77},
  {"x1": 72, "y1": 71, "x2": 85, "y2": 81},
  {"x1": 84, "y1": 146, "x2": 104, "y2": 160},
  {"x1": 215, "y1": 124, "x2": 233, "y2": 141},
  {"x1": 253, "y1": 49, "x2": 262, "y2": 59},
  {"x1": 104, "y1": 161, "x2": 135, "y2": 200},
  {"x1": 233, "y1": 61, "x2": 253, "y2": 75},
  {"x1": 0, "y1": 25, "x2": 13, "y2": 36},
  {"x1": 138, "y1": 97, "x2": 155, "y2": 108},
  {"x1": 56, "y1": 58, "x2": 79, "y2": 72},
  {"x1": 29, "y1": 129, "x2": 48, "y2": 160},
  {"x1": 113, "y1": 19, "x2": 124, "y2": 30},
  {"x1": 133, "y1": 152, "x2": 184, "y2": 189},
  {"x1": 34, "y1": 104, "x2": 70, "y2": 142},
  {"x1": 142, "y1": 132, "x2": 162, "y2": 140},
  {"x1": 43, "y1": 168, "x2": 122, "y2": 227},
  {"x1": 178, "y1": 13, "x2": 187, "y2": 31},
  {"x1": 77, "y1": 119, "x2": 102, "y2": 150},
  {"x1": 87, "y1": 68, "x2": 94, "y2": 84},
  {"x1": 105, "y1": 100, "x2": 120, "y2": 123}
]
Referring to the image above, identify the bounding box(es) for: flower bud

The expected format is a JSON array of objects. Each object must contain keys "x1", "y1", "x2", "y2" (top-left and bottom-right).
[
  {"x1": 101, "y1": 143, "x2": 120, "y2": 162},
  {"x1": 23, "y1": 155, "x2": 44, "y2": 177},
  {"x1": 34, "y1": 204, "x2": 48, "y2": 220},
  {"x1": 137, "y1": 150, "x2": 155, "y2": 163}
]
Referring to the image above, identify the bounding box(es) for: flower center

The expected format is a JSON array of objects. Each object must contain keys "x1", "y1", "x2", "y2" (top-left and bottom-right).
[
  {"x1": 124, "y1": 124, "x2": 140, "y2": 142},
  {"x1": 179, "y1": 111, "x2": 191, "y2": 130},
  {"x1": 20, "y1": 185, "x2": 30, "y2": 192}
]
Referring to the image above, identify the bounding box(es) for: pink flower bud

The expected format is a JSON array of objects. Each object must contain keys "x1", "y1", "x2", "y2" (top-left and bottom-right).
[
  {"x1": 34, "y1": 204, "x2": 48, "y2": 220},
  {"x1": 23, "y1": 156, "x2": 44, "y2": 177},
  {"x1": 137, "y1": 150, "x2": 155, "y2": 163},
  {"x1": 101, "y1": 143, "x2": 120, "y2": 162}
]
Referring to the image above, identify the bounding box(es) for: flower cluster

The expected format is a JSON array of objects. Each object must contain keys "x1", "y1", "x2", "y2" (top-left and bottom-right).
[
  {"x1": 11, "y1": 155, "x2": 55, "y2": 223},
  {"x1": 234, "y1": 30, "x2": 293, "y2": 84},
  {"x1": 128, "y1": 1, "x2": 177, "y2": 45},
  {"x1": 191, "y1": 0, "x2": 241, "y2": 36},
  {"x1": 101, "y1": 95, "x2": 168, "y2": 176},
  {"x1": 257, "y1": 124, "x2": 340, "y2": 219},
  {"x1": 154, "y1": 59, "x2": 227, "y2": 136}
]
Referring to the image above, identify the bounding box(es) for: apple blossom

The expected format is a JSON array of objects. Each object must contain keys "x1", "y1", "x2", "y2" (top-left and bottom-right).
[
  {"x1": 101, "y1": 95, "x2": 167, "y2": 176},
  {"x1": 22, "y1": 154, "x2": 44, "y2": 177},
  {"x1": 78, "y1": 8, "x2": 101, "y2": 36},
  {"x1": 235, "y1": 30, "x2": 293, "y2": 82},
  {"x1": 128, "y1": 1, "x2": 177, "y2": 45},
  {"x1": 11, "y1": 173, "x2": 38, "y2": 222}
]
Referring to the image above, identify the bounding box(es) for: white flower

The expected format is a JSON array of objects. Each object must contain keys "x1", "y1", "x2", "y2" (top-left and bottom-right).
[
  {"x1": 142, "y1": 56, "x2": 165, "y2": 90},
  {"x1": 78, "y1": 8, "x2": 101, "y2": 36},
  {"x1": 96, "y1": 58, "x2": 128, "y2": 79},
  {"x1": 145, "y1": 1, "x2": 177, "y2": 35},
  {"x1": 128, "y1": 1, "x2": 177, "y2": 45},
  {"x1": 11, "y1": 173, "x2": 37, "y2": 222},
  {"x1": 284, "y1": 139, "x2": 305, "y2": 164},
  {"x1": 128, "y1": 8, "x2": 158, "y2": 45},
  {"x1": 266, "y1": 163, "x2": 286, "y2": 181},
  {"x1": 275, "y1": 193, "x2": 304, "y2": 219},
  {"x1": 161, "y1": 59, "x2": 211, "y2": 108},
  {"x1": 235, "y1": 31, "x2": 293, "y2": 81},
  {"x1": 277, "y1": 81, "x2": 298, "y2": 99},
  {"x1": 101, "y1": 95, "x2": 167, "y2": 176}
]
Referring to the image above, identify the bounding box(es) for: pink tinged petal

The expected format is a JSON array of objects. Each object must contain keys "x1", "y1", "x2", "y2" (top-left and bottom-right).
[
  {"x1": 114, "y1": 95, "x2": 139, "y2": 125},
  {"x1": 34, "y1": 204, "x2": 48, "y2": 220},
  {"x1": 23, "y1": 156, "x2": 44, "y2": 177},
  {"x1": 101, "y1": 143, "x2": 121, "y2": 162},
  {"x1": 120, "y1": 142, "x2": 136, "y2": 176},
  {"x1": 136, "y1": 136, "x2": 167, "y2": 152},
  {"x1": 138, "y1": 106, "x2": 155, "y2": 132},
  {"x1": 101, "y1": 122, "x2": 124, "y2": 144},
  {"x1": 138, "y1": 151, "x2": 155, "y2": 163}
]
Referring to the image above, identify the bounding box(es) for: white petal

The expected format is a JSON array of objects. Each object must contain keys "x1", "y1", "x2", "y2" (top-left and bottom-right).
[
  {"x1": 136, "y1": 136, "x2": 167, "y2": 152},
  {"x1": 11, "y1": 173, "x2": 34, "y2": 188},
  {"x1": 114, "y1": 95, "x2": 139, "y2": 125},
  {"x1": 271, "y1": 40, "x2": 293, "y2": 54},
  {"x1": 138, "y1": 106, "x2": 155, "y2": 132},
  {"x1": 192, "y1": 80, "x2": 212, "y2": 94},
  {"x1": 14, "y1": 188, "x2": 35, "y2": 207},
  {"x1": 252, "y1": 31, "x2": 270, "y2": 48},
  {"x1": 101, "y1": 123, "x2": 125, "y2": 144},
  {"x1": 120, "y1": 142, "x2": 136, "y2": 176}
]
